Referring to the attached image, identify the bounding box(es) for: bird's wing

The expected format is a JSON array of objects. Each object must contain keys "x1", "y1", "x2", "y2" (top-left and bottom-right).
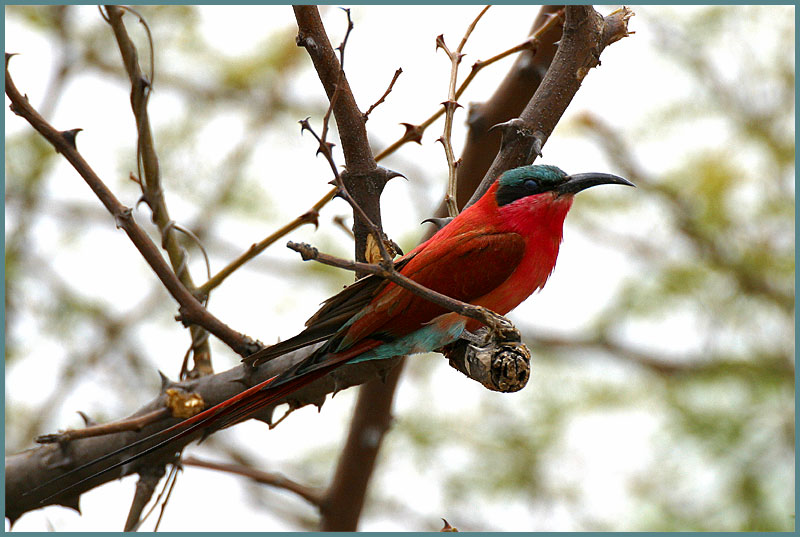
[
  {"x1": 243, "y1": 255, "x2": 414, "y2": 365},
  {"x1": 334, "y1": 230, "x2": 525, "y2": 350}
]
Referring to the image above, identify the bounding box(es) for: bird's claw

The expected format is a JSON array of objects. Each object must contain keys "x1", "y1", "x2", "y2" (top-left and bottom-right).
[{"x1": 475, "y1": 307, "x2": 520, "y2": 344}]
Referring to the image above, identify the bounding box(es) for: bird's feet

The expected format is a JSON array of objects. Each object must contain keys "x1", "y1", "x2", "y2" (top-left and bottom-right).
[{"x1": 473, "y1": 306, "x2": 521, "y2": 345}]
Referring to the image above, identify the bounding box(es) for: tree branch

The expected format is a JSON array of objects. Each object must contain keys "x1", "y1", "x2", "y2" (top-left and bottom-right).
[
  {"x1": 465, "y1": 5, "x2": 633, "y2": 206},
  {"x1": 182, "y1": 456, "x2": 324, "y2": 507}
]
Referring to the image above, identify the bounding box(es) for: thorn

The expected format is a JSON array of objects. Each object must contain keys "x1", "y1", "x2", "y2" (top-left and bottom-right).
[
  {"x1": 400, "y1": 122, "x2": 424, "y2": 144},
  {"x1": 389, "y1": 238, "x2": 404, "y2": 257},
  {"x1": 298, "y1": 117, "x2": 312, "y2": 133},
  {"x1": 315, "y1": 140, "x2": 336, "y2": 158},
  {"x1": 435, "y1": 34, "x2": 446, "y2": 51},
  {"x1": 114, "y1": 207, "x2": 133, "y2": 229},
  {"x1": 441, "y1": 518, "x2": 458, "y2": 532},
  {"x1": 528, "y1": 133, "x2": 545, "y2": 161},
  {"x1": 421, "y1": 217, "x2": 453, "y2": 230},
  {"x1": 382, "y1": 167, "x2": 407, "y2": 182},
  {"x1": 5, "y1": 52, "x2": 19, "y2": 69},
  {"x1": 135, "y1": 194, "x2": 150, "y2": 210},
  {"x1": 158, "y1": 370, "x2": 172, "y2": 392},
  {"x1": 552, "y1": 39, "x2": 561, "y2": 47},
  {"x1": 331, "y1": 375, "x2": 347, "y2": 398},
  {"x1": 440, "y1": 100, "x2": 462, "y2": 112},
  {"x1": 261, "y1": 406, "x2": 275, "y2": 426},
  {"x1": 56, "y1": 496, "x2": 81, "y2": 514},
  {"x1": 58, "y1": 128, "x2": 82, "y2": 151},
  {"x1": 300, "y1": 209, "x2": 320, "y2": 230},
  {"x1": 77, "y1": 411, "x2": 97, "y2": 427}
]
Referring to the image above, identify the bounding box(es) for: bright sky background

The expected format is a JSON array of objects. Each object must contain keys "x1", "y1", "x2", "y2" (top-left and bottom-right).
[{"x1": 6, "y1": 4, "x2": 787, "y2": 532}]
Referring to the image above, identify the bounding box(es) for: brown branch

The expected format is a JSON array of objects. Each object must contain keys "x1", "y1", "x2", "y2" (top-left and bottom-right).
[
  {"x1": 35, "y1": 408, "x2": 169, "y2": 444},
  {"x1": 297, "y1": 119, "x2": 398, "y2": 267},
  {"x1": 4, "y1": 59, "x2": 258, "y2": 358},
  {"x1": 124, "y1": 467, "x2": 164, "y2": 532},
  {"x1": 104, "y1": 5, "x2": 213, "y2": 378},
  {"x1": 438, "y1": 5, "x2": 491, "y2": 216},
  {"x1": 182, "y1": 456, "x2": 324, "y2": 507},
  {"x1": 465, "y1": 5, "x2": 633, "y2": 206}
]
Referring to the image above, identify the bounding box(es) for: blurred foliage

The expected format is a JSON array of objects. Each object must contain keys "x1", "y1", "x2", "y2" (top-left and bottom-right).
[{"x1": 4, "y1": 4, "x2": 794, "y2": 532}]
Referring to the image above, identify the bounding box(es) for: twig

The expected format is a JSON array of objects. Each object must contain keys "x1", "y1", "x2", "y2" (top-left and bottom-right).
[
  {"x1": 35, "y1": 408, "x2": 170, "y2": 444},
  {"x1": 332, "y1": 214, "x2": 355, "y2": 238},
  {"x1": 182, "y1": 456, "x2": 324, "y2": 506},
  {"x1": 374, "y1": 8, "x2": 564, "y2": 163},
  {"x1": 4, "y1": 61, "x2": 258, "y2": 358},
  {"x1": 293, "y1": 6, "x2": 376, "y2": 175},
  {"x1": 153, "y1": 464, "x2": 180, "y2": 531},
  {"x1": 364, "y1": 67, "x2": 403, "y2": 120},
  {"x1": 438, "y1": 5, "x2": 491, "y2": 216},
  {"x1": 298, "y1": 119, "x2": 395, "y2": 265},
  {"x1": 436, "y1": 33, "x2": 463, "y2": 217},
  {"x1": 287, "y1": 241, "x2": 515, "y2": 336}
]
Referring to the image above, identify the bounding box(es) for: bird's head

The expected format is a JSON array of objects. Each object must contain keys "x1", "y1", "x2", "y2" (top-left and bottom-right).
[{"x1": 495, "y1": 164, "x2": 634, "y2": 207}]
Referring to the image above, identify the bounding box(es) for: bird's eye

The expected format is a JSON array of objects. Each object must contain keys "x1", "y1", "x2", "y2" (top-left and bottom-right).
[{"x1": 523, "y1": 178, "x2": 539, "y2": 189}]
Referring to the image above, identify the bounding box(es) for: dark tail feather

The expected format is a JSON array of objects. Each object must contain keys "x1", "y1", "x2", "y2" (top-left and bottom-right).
[{"x1": 29, "y1": 350, "x2": 357, "y2": 506}]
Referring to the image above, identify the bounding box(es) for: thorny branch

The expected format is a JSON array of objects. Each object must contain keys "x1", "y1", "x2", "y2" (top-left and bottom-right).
[
  {"x1": 298, "y1": 119, "x2": 398, "y2": 265},
  {"x1": 438, "y1": 5, "x2": 491, "y2": 217}
]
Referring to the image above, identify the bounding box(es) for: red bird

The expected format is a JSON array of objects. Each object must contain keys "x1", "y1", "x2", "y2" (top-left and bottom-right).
[{"x1": 32, "y1": 164, "x2": 632, "y2": 502}]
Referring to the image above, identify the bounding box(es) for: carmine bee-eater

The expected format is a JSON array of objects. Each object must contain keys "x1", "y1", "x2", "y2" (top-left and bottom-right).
[{"x1": 32, "y1": 164, "x2": 632, "y2": 502}]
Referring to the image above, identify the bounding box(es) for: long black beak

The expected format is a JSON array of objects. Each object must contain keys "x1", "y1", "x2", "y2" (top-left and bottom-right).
[{"x1": 556, "y1": 172, "x2": 635, "y2": 196}]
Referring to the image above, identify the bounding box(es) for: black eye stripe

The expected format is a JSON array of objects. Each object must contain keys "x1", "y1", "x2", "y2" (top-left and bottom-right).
[{"x1": 496, "y1": 180, "x2": 547, "y2": 206}]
